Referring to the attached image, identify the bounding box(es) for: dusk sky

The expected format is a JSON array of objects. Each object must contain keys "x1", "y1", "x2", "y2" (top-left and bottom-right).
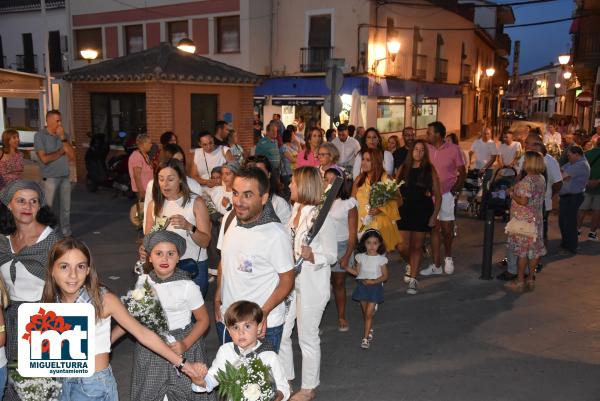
[{"x1": 503, "y1": 0, "x2": 574, "y2": 74}]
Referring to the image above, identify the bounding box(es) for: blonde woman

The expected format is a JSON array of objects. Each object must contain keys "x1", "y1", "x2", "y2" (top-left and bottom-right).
[{"x1": 279, "y1": 167, "x2": 337, "y2": 401}]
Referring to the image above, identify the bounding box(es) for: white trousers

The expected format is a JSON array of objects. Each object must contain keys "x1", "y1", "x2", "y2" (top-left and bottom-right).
[{"x1": 279, "y1": 289, "x2": 328, "y2": 390}]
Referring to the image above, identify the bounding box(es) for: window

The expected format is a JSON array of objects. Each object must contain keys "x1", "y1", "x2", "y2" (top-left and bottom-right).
[
  {"x1": 168, "y1": 20, "x2": 188, "y2": 47},
  {"x1": 377, "y1": 99, "x2": 405, "y2": 133},
  {"x1": 75, "y1": 28, "x2": 102, "y2": 59},
  {"x1": 216, "y1": 16, "x2": 240, "y2": 53},
  {"x1": 48, "y1": 31, "x2": 62, "y2": 73},
  {"x1": 91, "y1": 93, "x2": 146, "y2": 145},
  {"x1": 416, "y1": 98, "x2": 438, "y2": 130},
  {"x1": 125, "y1": 25, "x2": 143, "y2": 55}
]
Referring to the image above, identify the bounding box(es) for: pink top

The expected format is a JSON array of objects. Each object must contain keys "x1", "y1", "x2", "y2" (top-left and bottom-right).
[
  {"x1": 0, "y1": 152, "x2": 24, "y2": 189},
  {"x1": 128, "y1": 150, "x2": 154, "y2": 193},
  {"x1": 296, "y1": 150, "x2": 320, "y2": 168},
  {"x1": 427, "y1": 142, "x2": 465, "y2": 194}
]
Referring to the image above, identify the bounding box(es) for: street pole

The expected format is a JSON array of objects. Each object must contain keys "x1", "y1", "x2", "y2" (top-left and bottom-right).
[
  {"x1": 41, "y1": 0, "x2": 52, "y2": 112},
  {"x1": 329, "y1": 66, "x2": 337, "y2": 130}
]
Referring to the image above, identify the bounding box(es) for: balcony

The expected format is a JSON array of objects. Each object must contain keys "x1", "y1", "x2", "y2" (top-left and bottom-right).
[
  {"x1": 413, "y1": 54, "x2": 427, "y2": 80},
  {"x1": 461, "y1": 63, "x2": 472, "y2": 83},
  {"x1": 15, "y1": 54, "x2": 38, "y2": 73},
  {"x1": 435, "y1": 58, "x2": 448, "y2": 82},
  {"x1": 300, "y1": 47, "x2": 333, "y2": 73}
]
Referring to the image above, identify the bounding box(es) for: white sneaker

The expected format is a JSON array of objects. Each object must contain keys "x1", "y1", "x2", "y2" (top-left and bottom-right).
[
  {"x1": 407, "y1": 278, "x2": 418, "y2": 295},
  {"x1": 444, "y1": 257, "x2": 455, "y2": 275},
  {"x1": 420, "y1": 264, "x2": 442, "y2": 276},
  {"x1": 404, "y1": 264, "x2": 411, "y2": 283}
]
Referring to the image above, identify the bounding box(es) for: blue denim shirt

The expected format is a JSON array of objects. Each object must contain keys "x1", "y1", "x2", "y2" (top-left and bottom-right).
[{"x1": 560, "y1": 157, "x2": 591, "y2": 195}]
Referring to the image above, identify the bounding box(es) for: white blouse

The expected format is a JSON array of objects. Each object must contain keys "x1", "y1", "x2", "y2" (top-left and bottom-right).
[
  {"x1": 1, "y1": 226, "x2": 52, "y2": 302},
  {"x1": 329, "y1": 197, "x2": 358, "y2": 242},
  {"x1": 160, "y1": 195, "x2": 207, "y2": 262}
]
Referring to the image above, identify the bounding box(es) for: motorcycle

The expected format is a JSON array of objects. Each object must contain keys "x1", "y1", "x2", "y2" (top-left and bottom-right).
[{"x1": 85, "y1": 131, "x2": 135, "y2": 197}]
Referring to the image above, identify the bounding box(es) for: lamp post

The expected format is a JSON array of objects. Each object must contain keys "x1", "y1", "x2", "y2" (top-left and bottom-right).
[
  {"x1": 80, "y1": 49, "x2": 98, "y2": 64},
  {"x1": 558, "y1": 54, "x2": 571, "y2": 66},
  {"x1": 177, "y1": 38, "x2": 196, "y2": 54}
]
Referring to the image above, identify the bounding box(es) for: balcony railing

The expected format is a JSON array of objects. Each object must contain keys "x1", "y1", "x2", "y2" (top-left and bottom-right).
[
  {"x1": 576, "y1": 32, "x2": 600, "y2": 61},
  {"x1": 300, "y1": 47, "x2": 333, "y2": 73},
  {"x1": 413, "y1": 54, "x2": 427, "y2": 80},
  {"x1": 461, "y1": 63, "x2": 472, "y2": 83},
  {"x1": 15, "y1": 54, "x2": 38, "y2": 73},
  {"x1": 435, "y1": 58, "x2": 448, "y2": 82}
]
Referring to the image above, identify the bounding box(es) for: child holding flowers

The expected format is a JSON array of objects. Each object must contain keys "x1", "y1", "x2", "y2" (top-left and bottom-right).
[
  {"x1": 114, "y1": 230, "x2": 213, "y2": 401},
  {"x1": 41, "y1": 237, "x2": 193, "y2": 401},
  {"x1": 187, "y1": 301, "x2": 289, "y2": 401}
]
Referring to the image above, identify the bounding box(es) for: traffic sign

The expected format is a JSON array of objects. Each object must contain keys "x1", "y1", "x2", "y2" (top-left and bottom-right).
[
  {"x1": 325, "y1": 67, "x2": 344, "y2": 92},
  {"x1": 323, "y1": 95, "x2": 342, "y2": 117},
  {"x1": 577, "y1": 90, "x2": 593, "y2": 107}
]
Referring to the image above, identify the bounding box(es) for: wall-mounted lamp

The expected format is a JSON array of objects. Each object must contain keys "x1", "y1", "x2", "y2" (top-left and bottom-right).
[
  {"x1": 563, "y1": 71, "x2": 572, "y2": 80},
  {"x1": 485, "y1": 67, "x2": 496, "y2": 77},
  {"x1": 177, "y1": 38, "x2": 196, "y2": 54},
  {"x1": 80, "y1": 49, "x2": 98, "y2": 63},
  {"x1": 554, "y1": 83, "x2": 561, "y2": 89},
  {"x1": 558, "y1": 54, "x2": 571, "y2": 65}
]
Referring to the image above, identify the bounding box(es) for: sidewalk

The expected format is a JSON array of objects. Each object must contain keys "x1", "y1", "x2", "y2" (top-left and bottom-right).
[{"x1": 70, "y1": 186, "x2": 600, "y2": 401}]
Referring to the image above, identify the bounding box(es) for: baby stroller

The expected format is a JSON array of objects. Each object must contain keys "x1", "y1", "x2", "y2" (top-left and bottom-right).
[
  {"x1": 479, "y1": 167, "x2": 518, "y2": 221},
  {"x1": 457, "y1": 169, "x2": 483, "y2": 217}
]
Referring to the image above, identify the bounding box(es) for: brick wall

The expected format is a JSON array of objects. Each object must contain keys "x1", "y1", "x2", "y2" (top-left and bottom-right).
[
  {"x1": 146, "y1": 83, "x2": 174, "y2": 143},
  {"x1": 72, "y1": 83, "x2": 92, "y2": 182},
  {"x1": 237, "y1": 85, "x2": 255, "y2": 150}
]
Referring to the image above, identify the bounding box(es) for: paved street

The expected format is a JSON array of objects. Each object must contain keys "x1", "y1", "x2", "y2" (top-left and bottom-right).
[{"x1": 69, "y1": 185, "x2": 600, "y2": 401}]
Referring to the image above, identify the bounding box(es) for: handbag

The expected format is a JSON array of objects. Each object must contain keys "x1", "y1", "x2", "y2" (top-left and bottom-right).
[{"x1": 505, "y1": 217, "x2": 537, "y2": 240}]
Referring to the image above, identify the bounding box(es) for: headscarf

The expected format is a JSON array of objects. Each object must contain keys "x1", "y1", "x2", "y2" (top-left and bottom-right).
[
  {"x1": 0, "y1": 180, "x2": 46, "y2": 206},
  {"x1": 143, "y1": 230, "x2": 187, "y2": 256}
]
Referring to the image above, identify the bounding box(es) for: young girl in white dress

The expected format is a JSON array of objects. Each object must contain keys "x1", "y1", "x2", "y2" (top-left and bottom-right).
[
  {"x1": 344, "y1": 229, "x2": 389, "y2": 350},
  {"x1": 42, "y1": 237, "x2": 192, "y2": 401}
]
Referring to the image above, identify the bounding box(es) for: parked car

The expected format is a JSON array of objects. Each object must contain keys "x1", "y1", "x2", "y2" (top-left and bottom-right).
[{"x1": 514, "y1": 111, "x2": 527, "y2": 120}]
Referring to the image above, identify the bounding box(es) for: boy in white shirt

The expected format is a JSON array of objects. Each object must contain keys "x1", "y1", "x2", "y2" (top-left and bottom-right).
[{"x1": 187, "y1": 301, "x2": 290, "y2": 401}]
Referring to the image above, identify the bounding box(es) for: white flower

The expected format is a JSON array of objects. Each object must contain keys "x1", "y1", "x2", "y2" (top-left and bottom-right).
[
  {"x1": 243, "y1": 383, "x2": 262, "y2": 401},
  {"x1": 131, "y1": 288, "x2": 145, "y2": 301}
]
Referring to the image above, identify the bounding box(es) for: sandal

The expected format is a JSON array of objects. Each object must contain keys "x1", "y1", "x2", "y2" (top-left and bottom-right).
[
  {"x1": 504, "y1": 280, "x2": 525, "y2": 292},
  {"x1": 337, "y1": 319, "x2": 349, "y2": 332},
  {"x1": 290, "y1": 389, "x2": 316, "y2": 401}
]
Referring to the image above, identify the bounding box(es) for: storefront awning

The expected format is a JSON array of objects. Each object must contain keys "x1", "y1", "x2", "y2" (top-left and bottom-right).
[{"x1": 254, "y1": 75, "x2": 461, "y2": 99}]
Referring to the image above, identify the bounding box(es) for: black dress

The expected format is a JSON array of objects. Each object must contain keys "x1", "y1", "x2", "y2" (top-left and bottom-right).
[{"x1": 397, "y1": 167, "x2": 435, "y2": 232}]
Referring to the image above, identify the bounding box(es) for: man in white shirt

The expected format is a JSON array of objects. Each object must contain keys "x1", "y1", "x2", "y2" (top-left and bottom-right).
[
  {"x1": 215, "y1": 167, "x2": 295, "y2": 352},
  {"x1": 331, "y1": 124, "x2": 361, "y2": 172},
  {"x1": 544, "y1": 123, "x2": 562, "y2": 147},
  {"x1": 469, "y1": 127, "x2": 499, "y2": 172}
]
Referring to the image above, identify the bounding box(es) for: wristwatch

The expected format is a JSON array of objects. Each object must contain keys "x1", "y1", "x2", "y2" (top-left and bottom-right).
[
  {"x1": 175, "y1": 357, "x2": 187, "y2": 372},
  {"x1": 191, "y1": 225, "x2": 197, "y2": 234}
]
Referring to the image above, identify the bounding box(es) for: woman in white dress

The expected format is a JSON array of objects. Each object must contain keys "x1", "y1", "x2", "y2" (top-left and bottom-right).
[
  {"x1": 145, "y1": 159, "x2": 211, "y2": 298},
  {"x1": 279, "y1": 167, "x2": 337, "y2": 401},
  {"x1": 352, "y1": 128, "x2": 394, "y2": 179},
  {"x1": 0, "y1": 180, "x2": 60, "y2": 401},
  {"x1": 191, "y1": 132, "x2": 234, "y2": 189}
]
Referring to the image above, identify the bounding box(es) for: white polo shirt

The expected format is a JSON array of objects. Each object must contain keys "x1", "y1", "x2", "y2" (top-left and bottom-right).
[
  {"x1": 470, "y1": 138, "x2": 499, "y2": 169},
  {"x1": 332, "y1": 136, "x2": 361, "y2": 168},
  {"x1": 217, "y1": 212, "x2": 294, "y2": 327}
]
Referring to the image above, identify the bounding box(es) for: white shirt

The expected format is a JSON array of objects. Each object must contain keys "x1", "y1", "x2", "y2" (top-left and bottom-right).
[
  {"x1": 355, "y1": 253, "x2": 387, "y2": 279},
  {"x1": 210, "y1": 185, "x2": 233, "y2": 215},
  {"x1": 136, "y1": 274, "x2": 204, "y2": 330},
  {"x1": 95, "y1": 317, "x2": 112, "y2": 355},
  {"x1": 498, "y1": 142, "x2": 522, "y2": 166},
  {"x1": 544, "y1": 131, "x2": 562, "y2": 146},
  {"x1": 271, "y1": 194, "x2": 292, "y2": 224},
  {"x1": 1, "y1": 226, "x2": 52, "y2": 302},
  {"x1": 352, "y1": 151, "x2": 394, "y2": 179},
  {"x1": 192, "y1": 341, "x2": 290, "y2": 400},
  {"x1": 331, "y1": 136, "x2": 361, "y2": 168},
  {"x1": 217, "y1": 213, "x2": 294, "y2": 327},
  {"x1": 470, "y1": 139, "x2": 499, "y2": 169},
  {"x1": 159, "y1": 195, "x2": 207, "y2": 261},
  {"x1": 288, "y1": 204, "x2": 337, "y2": 306},
  {"x1": 543, "y1": 154, "x2": 562, "y2": 211},
  {"x1": 329, "y1": 197, "x2": 358, "y2": 242},
  {"x1": 143, "y1": 177, "x2": 203, "y2": 233},
  {"x1": 193, "y1": 146, "x2": 229, "y2": 180}
]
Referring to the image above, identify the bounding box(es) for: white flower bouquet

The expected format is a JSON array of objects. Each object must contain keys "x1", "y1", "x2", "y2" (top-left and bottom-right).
[
  {"x1": 361, "y1": 180, "x2": 402, "y2": 230},
  {"x1": 215, "y1": 357, "x2": 277, "y2": 401},
  {"x1": 121, "y1": 277, "x2": 175, "y2": 343},
  {"x1": 9, "y1": 366, "x2": 62, "y2": 401},
  {"x1": 150, "y1": 215, "x2": 170, "y2": 233}
]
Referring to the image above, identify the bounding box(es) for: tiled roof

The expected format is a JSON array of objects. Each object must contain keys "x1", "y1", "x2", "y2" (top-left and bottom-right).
[
  {"x1": 64, "y1": 42, "x2": 261, "y2": 85},
  {"x1": 0, "y1": 0, "x2": 64, "y2": 13}
]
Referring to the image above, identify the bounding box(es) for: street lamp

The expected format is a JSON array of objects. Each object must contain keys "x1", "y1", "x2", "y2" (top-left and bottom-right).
[
  {"x1": 563, "y1": 71, "x2": 572, "y2": 80},
  {"x1": 80, "y1": 48, "x2": 98, "y2": 63},
  {"x1": 558, "y1": 54, "x2": 571, "y2": 65},
  {"x1": 386, "y1": 39, "x2": 401, "y2": 62},
  {"x1": 554, "y1": 83, "x2": 561, "y2": 89},
  {"x1": 536, "y1": 79, "x2": 543, "y2": 86},
  {"x1": 177, "y1": 38, "x2": 196, "y2": 54},
  {"x1": 485, "y1": 67, "x2": 496, "y2": 77}
]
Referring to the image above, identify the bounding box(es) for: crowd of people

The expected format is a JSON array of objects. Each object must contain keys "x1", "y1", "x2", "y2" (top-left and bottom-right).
[{"x1": 0, "y1": 109, "x2": 599, "y2": 401}]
